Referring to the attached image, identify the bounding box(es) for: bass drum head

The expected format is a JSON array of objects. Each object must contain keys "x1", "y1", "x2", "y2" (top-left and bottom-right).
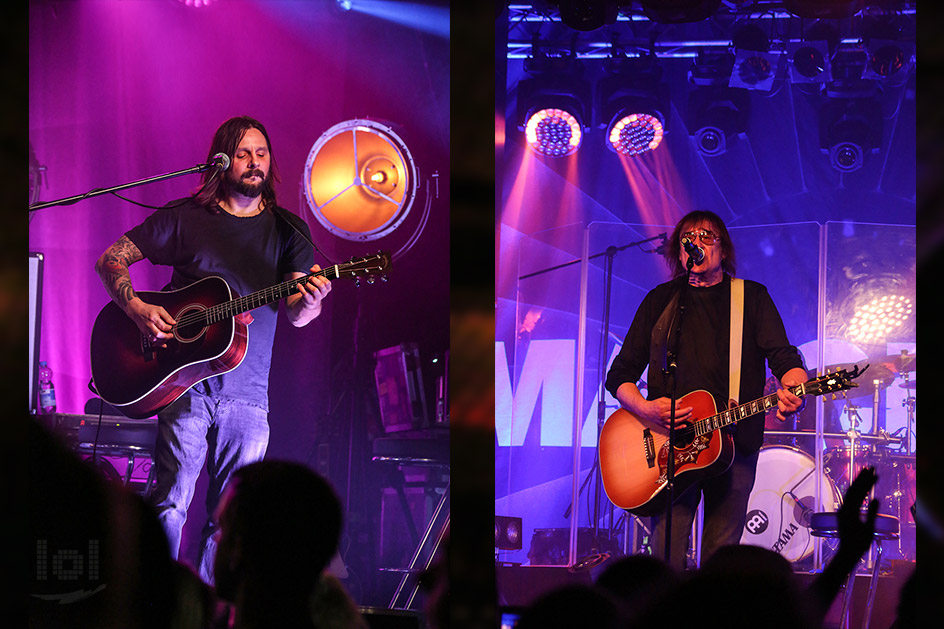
[{"x1": 739, "y1": 445, "x2": 840, "y2": 563}]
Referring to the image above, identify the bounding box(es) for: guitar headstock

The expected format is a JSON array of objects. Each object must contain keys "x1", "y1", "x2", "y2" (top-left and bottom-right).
[
  {"x1": 806, "y1": 363, "x2": 867, "y2": 398},
  {"x1": 337, "y1": 251, "x2": 391, "y2": 284}
]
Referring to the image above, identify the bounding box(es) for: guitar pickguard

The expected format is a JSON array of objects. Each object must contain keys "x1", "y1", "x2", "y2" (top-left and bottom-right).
[{"x1": 656, "y1": 434, "x2": 712, "y2": 485}]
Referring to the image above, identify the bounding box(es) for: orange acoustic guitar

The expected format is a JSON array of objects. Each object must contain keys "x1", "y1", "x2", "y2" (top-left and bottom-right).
[
  {"x1": 598, "y1": 367, "x2": 863, "y2": 516},
  {"x1": 90, "y1": 252, "x2": 390, "y2": 419}
]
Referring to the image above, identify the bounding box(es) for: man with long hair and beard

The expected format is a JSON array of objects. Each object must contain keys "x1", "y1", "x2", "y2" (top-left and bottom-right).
[{"x1": 95, "y1": 116, "x2": 332, "y2": 584}]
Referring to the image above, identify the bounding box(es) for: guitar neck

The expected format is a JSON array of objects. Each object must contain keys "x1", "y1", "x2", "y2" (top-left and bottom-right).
[
  {"x1": 693, "y1": 383, "x2": 806, "y2": 437},
  {"x1": 208, "y1": 267, "x2": 339, "y2": 321}
]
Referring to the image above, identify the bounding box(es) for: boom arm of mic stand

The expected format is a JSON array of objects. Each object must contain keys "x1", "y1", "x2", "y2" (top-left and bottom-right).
[
  {"x1": 518, "y1": 232, "x2": 667, "y2": 281},
  {"x1": 28, "y1": 162, "x2": 212, "y2": 212}
]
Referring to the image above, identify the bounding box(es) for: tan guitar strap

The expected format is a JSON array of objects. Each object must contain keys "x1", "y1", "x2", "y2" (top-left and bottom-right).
[{"x1": 729, "y1": 277, "x2": 744, "y2": 406}]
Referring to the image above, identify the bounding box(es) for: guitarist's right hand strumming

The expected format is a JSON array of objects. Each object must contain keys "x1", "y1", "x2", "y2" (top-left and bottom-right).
[
  {"x1": 615, "y1": 381, "x2": 694, "y2": 429},
  {"x1": 123, "y1": 298, "x2": 177, "y2": 347},
  {"x1": 96, "y1": 234, "x2": 177, "y2": 347}
]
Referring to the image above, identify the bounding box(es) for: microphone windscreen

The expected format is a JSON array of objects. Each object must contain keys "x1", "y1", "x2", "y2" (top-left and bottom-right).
[{"x1": 212, "y1": 152, "x2": 231, "y2": 171}]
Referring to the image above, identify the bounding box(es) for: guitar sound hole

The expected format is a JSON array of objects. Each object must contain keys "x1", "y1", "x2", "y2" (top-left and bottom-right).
[
  {"x1": 673, "y1": 431, "x2": 695, "y2": 449},
  {"x1": 174, "y1": 306, "x2": 207, "y2": 343}
]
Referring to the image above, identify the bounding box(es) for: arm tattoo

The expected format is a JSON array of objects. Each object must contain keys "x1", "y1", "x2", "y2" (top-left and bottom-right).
[{"x1": 96, "y1": 235, "x2": 144, "y2": 308}]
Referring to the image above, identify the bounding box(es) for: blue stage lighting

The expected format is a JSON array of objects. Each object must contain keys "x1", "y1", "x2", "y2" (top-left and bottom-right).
[{"x1": 344, "y1": 1, "x2": 449, "y2": 39}]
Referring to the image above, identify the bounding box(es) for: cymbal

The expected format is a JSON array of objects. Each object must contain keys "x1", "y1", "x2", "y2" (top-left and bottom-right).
[
  {"x1": 877, "y1": 350, "x2": 916, "y2": 373},
  {"x1": 899, "y1": 380, "x2": 915, "y2": 389}
]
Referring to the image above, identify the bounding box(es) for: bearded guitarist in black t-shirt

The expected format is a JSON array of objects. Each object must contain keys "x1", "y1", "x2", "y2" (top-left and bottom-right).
[{"x1": 94, "y1": 116, "x2": 332, "y2": 584}]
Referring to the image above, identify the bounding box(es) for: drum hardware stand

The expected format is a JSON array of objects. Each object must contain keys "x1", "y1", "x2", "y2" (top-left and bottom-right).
[
  {"x1": 889, "y1": 458, "x2": 906, "y2": 558},
  {"x1": 841, "y1": 404, "x2": 865, "y2": 493},
  {"x1": 899, "y1": 370, "x2": 915, "y2": 456}
]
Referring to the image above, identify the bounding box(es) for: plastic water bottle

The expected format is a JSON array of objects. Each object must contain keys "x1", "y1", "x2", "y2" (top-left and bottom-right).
[{"x1": 38, "y1": 360, "x2": 57, "y2": 414}]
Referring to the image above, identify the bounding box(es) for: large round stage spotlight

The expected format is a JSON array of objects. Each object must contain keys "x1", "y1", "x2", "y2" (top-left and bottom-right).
[
  {"x1": 304, "y1": 119, "x2": 419, "y2": 242},
  {"x1": 606, "y1": 111, "x2": 664, "y2": 156},
  {"x1": 524, "y1": 108, "x2": 584, "y2": 157}
]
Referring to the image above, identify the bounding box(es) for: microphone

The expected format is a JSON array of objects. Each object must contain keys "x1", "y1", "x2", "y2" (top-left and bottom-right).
[
  {"x1": 210, "y1": 152, "x2": 231, "y2": 171},
  {"x1": 199, "y1": 152, "x2": 231, "y2": 173},
  {"x1": 681, "y1": 237, "x2": 705, "y2": 266}
]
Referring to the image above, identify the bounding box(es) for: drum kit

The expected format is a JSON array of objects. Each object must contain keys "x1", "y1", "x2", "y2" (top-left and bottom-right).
[{"x1": 743, "y1": 350, "x2": 916, "y2": 565}]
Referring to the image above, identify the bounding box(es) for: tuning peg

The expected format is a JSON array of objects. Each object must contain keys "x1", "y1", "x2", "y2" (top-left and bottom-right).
[
  {"x1": 381, "y1": 274, "x2": 388, "y2": 283},
  {"x1": 367, "y1": 276, "x2": 375, "y2": 285},
  {"x1": 354, "y1": 277, "x2": 361, "y2": 288}
]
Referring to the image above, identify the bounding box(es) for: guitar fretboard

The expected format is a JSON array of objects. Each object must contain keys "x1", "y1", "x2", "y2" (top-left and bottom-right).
[
  {"x1": 693, "y1": 383, "x2": 807, "y2": 437},
  {"x1": 177, "y1": 267, "x2": 340, "y2": 330}
]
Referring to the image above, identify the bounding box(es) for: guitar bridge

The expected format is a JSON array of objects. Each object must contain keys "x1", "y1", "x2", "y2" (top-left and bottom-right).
[
  {"x1": 643, "y1": 428, "x2": 655, "y2": 469},
  {"x1": 140, "y1": 334, "x2": 155, "y2": 362}
]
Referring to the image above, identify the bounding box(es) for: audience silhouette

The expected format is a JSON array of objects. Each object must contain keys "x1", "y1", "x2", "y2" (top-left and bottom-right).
[
  {"x1": 27, "y1": 414, "x2": 365, "y2": 629},
  {"x1": 212, "y1": 459, "x2": 345, "y2": 628},
  {"x1": 593, "y1": 553, "x2": 679, "y2": 625},
  {"x1": 28, "y1": 415, "x2": 177, "y2": 628},
  {"x1": 507, "y1": 466, "x2": 915, "y2": 629},
  {"x1": 515, "y1": 583, "x2": 623, "y2": 629},
  {"x1": 27, "y1": 408, "x2": 919, "y2": 628},
  {"x1": 310, "y1": 572, "x2": 369, "y2": 629}
]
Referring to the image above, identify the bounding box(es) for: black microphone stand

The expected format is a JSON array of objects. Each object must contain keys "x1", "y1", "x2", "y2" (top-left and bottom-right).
[
  {"x1": 662, "y1": 257, "x2": 693, "y2": 566},
  {"x1": 28, "y1": 161, "x2": 219, "y2": 212}
]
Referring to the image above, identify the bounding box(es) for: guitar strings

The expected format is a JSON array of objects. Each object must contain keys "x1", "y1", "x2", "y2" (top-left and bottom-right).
[
  {"x1": 166, "y1": 268, "x2": 333, "y2": 332},
  {"x1": 163, "y1": 257, "x2": 386, "y2": 333}
]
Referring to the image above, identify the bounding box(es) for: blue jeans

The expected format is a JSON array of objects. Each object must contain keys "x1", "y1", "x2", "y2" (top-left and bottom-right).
[
  {"x1": 150, "y1": 383, "x2": 269, "y2": 583},
  {"x1": 649, "y1": 447, "x2": 759, "y2": 571}
]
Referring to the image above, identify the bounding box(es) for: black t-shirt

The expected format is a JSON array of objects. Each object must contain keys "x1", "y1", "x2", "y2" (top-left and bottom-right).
[
  {"x1": 605, "y1": 274, "x2": 805, "y2": 453},
  {"x1": 126, "y1": 197, "x2": 315, "y2": 410}
]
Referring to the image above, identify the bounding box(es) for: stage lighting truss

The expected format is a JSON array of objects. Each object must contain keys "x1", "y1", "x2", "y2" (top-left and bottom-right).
[
  {"x1": 786, "y1": 41, "x2": 832, "y2": 83},
  {"x1": 640, "y1": 0, "x2": 724, "y2": 24},
  {"x1": 729, "y1": 49, "x2": 780, "y2": 91},
  {"x1": 783, "y1": 0, "x2": 863, "y2": 20},
  {"x1": 819, "y1": 98, "x2": 881, "y2": 173},
  {"x1": 303, "y1": 119, "x2": 419, "y2": 243}
]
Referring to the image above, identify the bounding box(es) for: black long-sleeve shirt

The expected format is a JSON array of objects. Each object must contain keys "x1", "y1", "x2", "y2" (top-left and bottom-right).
[{"x1": 604, "y1": 274, "x2": 805, "y2": 454}]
